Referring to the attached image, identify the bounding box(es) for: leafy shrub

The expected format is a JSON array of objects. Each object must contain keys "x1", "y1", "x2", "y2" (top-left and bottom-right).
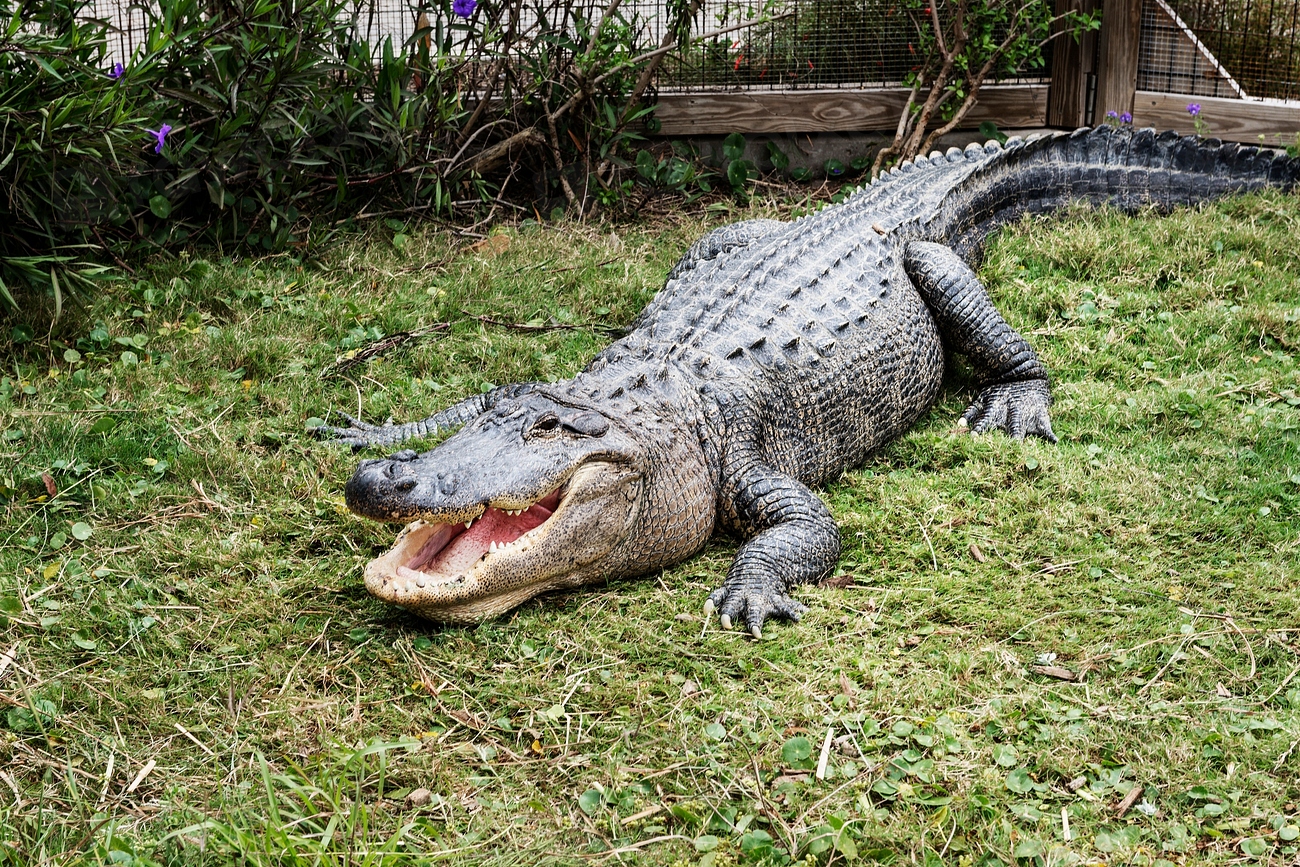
[{"x1": 0, "y1": 0, "x2": 678, "y2": 321}]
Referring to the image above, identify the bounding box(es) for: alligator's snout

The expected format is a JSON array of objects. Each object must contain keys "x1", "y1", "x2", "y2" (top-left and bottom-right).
[{"x1": 345, "y1": 453, "x2": 462, "y2": 520}]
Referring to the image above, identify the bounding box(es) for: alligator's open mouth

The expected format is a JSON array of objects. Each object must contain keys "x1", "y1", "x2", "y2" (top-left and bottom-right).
[
  {"x1": 367, "y1": 483, "x2": 567, "y2": 598},
  {"x1": 360, "y1": 457, "x2": 646, "y2": 623}
]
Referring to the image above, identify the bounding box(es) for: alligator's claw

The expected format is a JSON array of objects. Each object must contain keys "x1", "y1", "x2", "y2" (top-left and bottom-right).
[
  {"x1": 315, "y1": 411, "x2": 398, "y2": 451},
  {"x1": 706, "y1": 580, "x2": 807, "y2": 639},
  {"x1": 961, "y1": 380, "x2": 1056, "y2": 443}
]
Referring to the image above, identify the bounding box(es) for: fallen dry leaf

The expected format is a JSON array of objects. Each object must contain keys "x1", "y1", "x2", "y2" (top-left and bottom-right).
[{"x1": 467, "y1": 234, "x2": 510, "y2": 257}]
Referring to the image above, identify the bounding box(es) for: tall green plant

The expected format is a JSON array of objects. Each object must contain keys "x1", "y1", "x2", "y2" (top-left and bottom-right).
[{"x1": 871, "y1": 0, "x2": 1099, "y2": 175}]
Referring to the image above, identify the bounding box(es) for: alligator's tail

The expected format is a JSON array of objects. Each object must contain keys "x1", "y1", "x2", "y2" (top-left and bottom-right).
[{"x1": 925, "y1": 125, "x2": 1300, "y2": 260}]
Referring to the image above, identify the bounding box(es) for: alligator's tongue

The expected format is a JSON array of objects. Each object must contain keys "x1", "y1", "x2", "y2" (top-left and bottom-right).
[{"x1": 399, "y1": 496, "x2": 558, "y2": 582}]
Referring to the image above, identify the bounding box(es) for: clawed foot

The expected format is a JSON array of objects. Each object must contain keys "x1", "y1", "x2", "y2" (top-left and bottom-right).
[
  {"x1": 314, "y1": 411, "x2": 398, "y2": 451},
  {"x1": 961, "y1": 380, "x2": 1057, "y2": 443},
  {"x1": 704, "y1": 581, "x2": 807, "y2": 639}
]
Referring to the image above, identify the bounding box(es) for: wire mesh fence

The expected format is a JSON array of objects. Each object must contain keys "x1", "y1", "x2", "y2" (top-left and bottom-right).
[
  {"x1": 81, "y1": 0, "x2": 1299, "y2": 101},
  {"x1": 1139, "y1": 0, "x2": 1300, "y2": 101},
  {"x1": 83, "y1": 0, "x2": 1050, "y2": 89},
  {"x1": 659, "y1": 0, "x2": 1052, "y2": 90}
]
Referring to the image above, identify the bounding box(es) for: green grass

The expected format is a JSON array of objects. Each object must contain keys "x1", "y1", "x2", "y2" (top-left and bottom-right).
[{"x1": 1, "y1": 191, "x2": 1299, "y2": 866}]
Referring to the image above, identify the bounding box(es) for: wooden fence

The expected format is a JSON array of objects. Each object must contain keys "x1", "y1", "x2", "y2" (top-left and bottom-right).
[{"x1": 653, "y1": 0, "x2": 1300, "y2": 143}]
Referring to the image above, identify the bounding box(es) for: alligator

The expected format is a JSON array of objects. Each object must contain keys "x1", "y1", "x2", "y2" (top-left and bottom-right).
[{"x1": 323, "y1": 125, "x2": 1300, "y2": 635}]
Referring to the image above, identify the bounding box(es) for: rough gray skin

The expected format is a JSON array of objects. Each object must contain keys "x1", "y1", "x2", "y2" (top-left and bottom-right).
[{"x1": 325, "y1": 126, "x2": 1299, "y2": 634}]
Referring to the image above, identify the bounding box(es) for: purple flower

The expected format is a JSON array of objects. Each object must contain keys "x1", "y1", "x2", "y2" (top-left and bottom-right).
[
  {"x1": 1106, "y1": 110, "x2": 1118, "y2": 119},
  {"x1": 451, "y1": 0, "x2": 475, "y2": 17},
  {"x1": 1120, "y1": 112, "x2": 1132, "y2": 123},
  {"x1": 1187, "y1": 103, "x2": 1201, "y2": 116},
  {"x1": 109, "y1": 62, "x2": 124, "y2": 79},
  {"x1": 146, "y1": 124, "x2": 172, "y2": 154}
]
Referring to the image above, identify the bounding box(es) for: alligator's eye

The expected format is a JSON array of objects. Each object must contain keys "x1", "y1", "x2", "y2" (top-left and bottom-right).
[{"x1": 527, "y1": 413, "x2": 560, "y2": 437}]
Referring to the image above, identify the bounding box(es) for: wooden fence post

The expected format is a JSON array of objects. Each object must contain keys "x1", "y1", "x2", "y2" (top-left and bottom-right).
[
  {"x1": 1046, "y1": 0, "x2": 1100, "y2": 128},
  {"x1": 1094, "y1": 0, "x2": 1142, "y2": 118}
]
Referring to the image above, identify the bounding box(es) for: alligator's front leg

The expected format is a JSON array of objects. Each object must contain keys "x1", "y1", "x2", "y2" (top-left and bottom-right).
[
  {"x1": 904, "y1": 241, "x2": 1057, "y2": 442},
  {"x1": 317, "y1": 382, "x2": 540, "y2": 451},
  {"x1": 706, "y1": 463, "x2": 841, "y2": 638}
]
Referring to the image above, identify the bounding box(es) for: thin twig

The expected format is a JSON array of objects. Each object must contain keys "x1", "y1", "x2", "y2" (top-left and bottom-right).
[{"x1": 467, "y1": 311, "x2": 622, "y2": 334}]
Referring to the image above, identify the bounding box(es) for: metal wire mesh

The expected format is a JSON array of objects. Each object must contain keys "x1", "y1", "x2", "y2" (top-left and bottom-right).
[
  {"x1": 81, "y1": 0, "x2": 1048, "y2": 89},
  {"x1": 1139, "y1": 0, "x2": 1300, "y2": 101},
  {"x1": 80, "y1": 0, "x2": 1300, "y2": 100},
  {"x1": 652, "y1": 0, "x2": 1052, "y2": 90}
]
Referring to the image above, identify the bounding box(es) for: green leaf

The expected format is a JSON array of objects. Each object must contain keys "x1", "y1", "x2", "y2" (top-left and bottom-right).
[
  {"x1": 703, "y1": 722, "x2": 726, "y2": 741},
  {"x1": 1013, "y1": 839, "x2": 1044, "y2": 858},
  {"x1": 1240, "y1": 837, "x2": 1269, "y2": 858},
  {"x1": 63, "y1": 348, "x2": 81, "y2": 363},
  {"x1": 824, "y1": 158, "x2": 845, "y2": 177},
  {"x1": 782, "y1": 735, "x2": 813, "y2": 764},
  {"x1": 978, "y1": 120, "x2": 1009, "y2": 144},
  {"x1": 834, "y1": 829, "x2": 858, "y2": 859},
  {"x1": 668, "y1": 803, "x2": 703, "y2": 827},
  {"x1": 149, "y1": 195, "x2": 172, "y2": 219},
  {"x1": 992, "y1": 743, "x2": 1018, "y2": 767},
  {"x1": 1005, "y1": 767, "x2": 1035, "y2": 793},
  {"x1": 765, "y1": 141, "x2": 790, "y2": 170},
  {"x1": 6, "y1": 699, "x2": 57, "y2": 733},
  {"x1": 70, "y1": 522, "x2": 92, "y2": 541},
  {"x1": 1279, "y1": 825, "x2": 1299, "y2": 842},
  {"x1": 577, "y1": 788, "x2": 602, "y2": 814},
  {"x1": 693, "y1": 835, "x2": 719, "y2": 852},
  {"x1": 71, "y1": 630, "x2": 97, "y2": 650},
  {"x1": 636, "y1": 149, "x2": 656, "y2": 179},
  {"x1": 721, "y1": 132, "x2": 745, "y2": 163},
  {"x1": 739, "y1": 829, "x2": 772, "y2": 855},
  {"x1": 726, "y1": 159, "x2": 751, "y2": 190}
]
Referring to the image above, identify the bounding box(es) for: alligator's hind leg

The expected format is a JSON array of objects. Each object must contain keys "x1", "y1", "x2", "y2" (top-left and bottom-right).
[
  {"x1": 904, "y1": 241, "x2": 1057, "y2": 442},
  {"x1": 706, "y1": 463, "x2": 841, "y2": 638},
  {"x1": 317, "y1": 382, "x2": 540, "y2": 451}
]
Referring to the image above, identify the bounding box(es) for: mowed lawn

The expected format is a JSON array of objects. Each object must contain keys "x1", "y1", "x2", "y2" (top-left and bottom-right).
[{"x1": 1, "y1": 189, "x2": 1299, "y2": 866}]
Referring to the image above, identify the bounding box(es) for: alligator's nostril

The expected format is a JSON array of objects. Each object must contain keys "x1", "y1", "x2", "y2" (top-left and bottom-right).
[
  {"x1": 396, "y1": 478, "x2": 417, "y2": 493},
  {"x1": 440, "y1": 476, "x2": 457, "y2": 496}
]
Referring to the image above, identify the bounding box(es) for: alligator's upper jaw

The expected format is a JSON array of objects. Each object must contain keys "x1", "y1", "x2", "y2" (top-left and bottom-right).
[{"x1": 362, "y1": 461, "x2": 641, "y2": 623}]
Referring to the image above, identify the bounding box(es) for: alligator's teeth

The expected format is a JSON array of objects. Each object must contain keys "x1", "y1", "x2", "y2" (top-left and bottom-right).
[{"x1": 465, "y1": 519, "x2": 473, "y2": 528}]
